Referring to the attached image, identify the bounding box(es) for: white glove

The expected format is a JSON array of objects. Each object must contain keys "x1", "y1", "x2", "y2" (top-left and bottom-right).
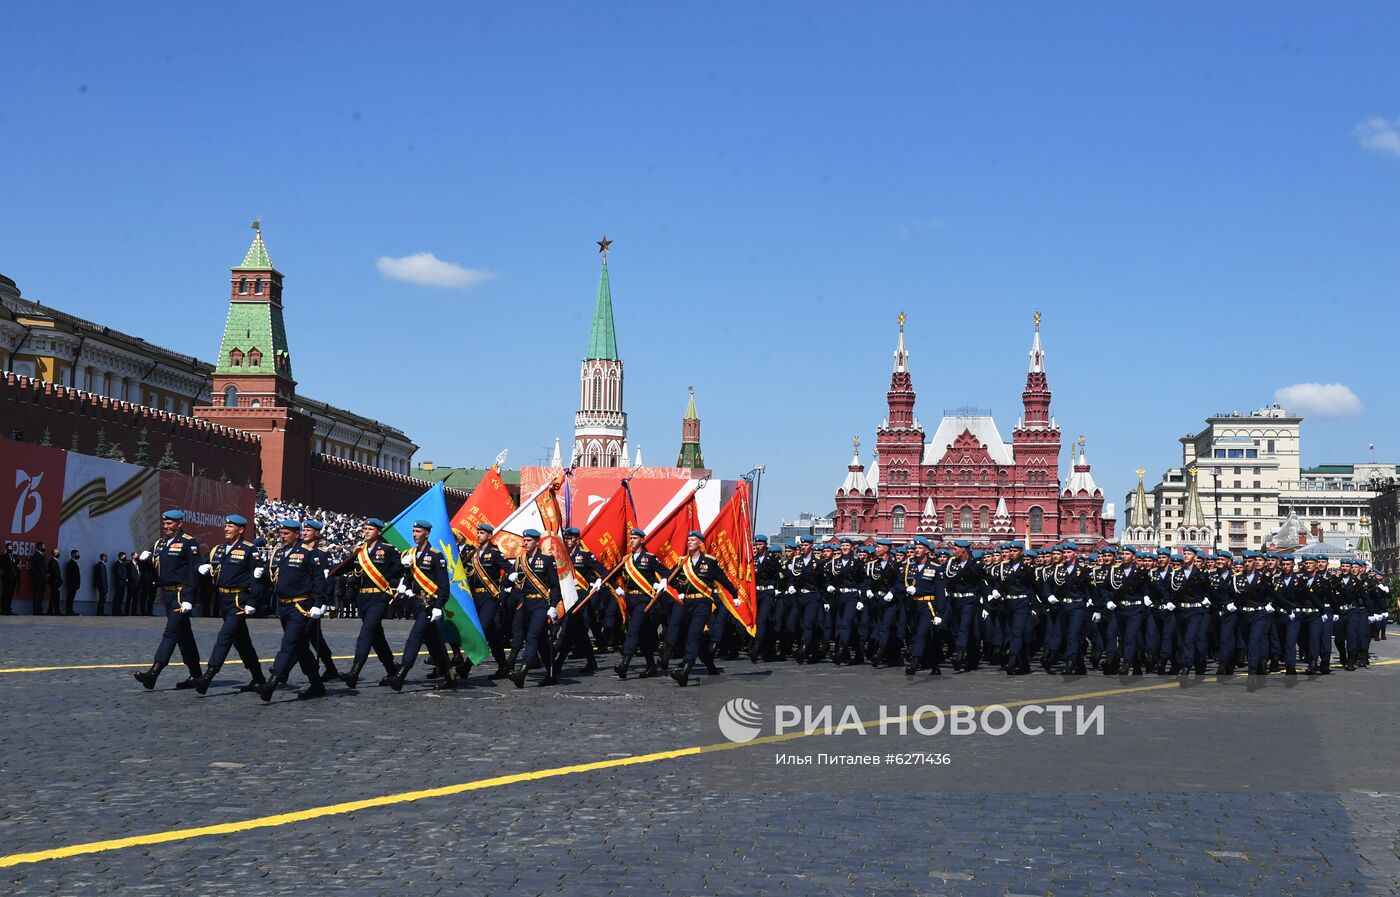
[
  {"x1": 547, "y1": 607, "x2": 559, "y2": 622},
  {"x1": 1165, "y1": 602, "x2": 1176, "y2": 612},
  {"x1": 253, "y1": 567, "x2": 264, "y2": 579},
  {"x1": 309, "y1": 606, "x2": 325, "y2": 619},
  {"x1": 989, "y1": 590, "x2": 1002, "y2": 600},
  {"x1": 883, "y1": 592, "x2": 894, "y2": 603},
  {"x1": 198, "y1": 564, "x2": 212, "y2": 576},
  {"x1": 733, "y1": 597, "x2": 743, "y2": 606},
  {"x1": 1265, "y1": 603, "x2": 1275, "y2": 613},
  {"x1": 656, "y1": 578, "x2": 669, "y2": 591},
  {"x1": 324, "y1": 569, "x2": 331, "y2": 579},
  {"x1": 865, "y1": 590, "x2": 874, "y2": 599},
  {"x1": 1226, "y1": 603, "x2": 1237, "y2": 612},
  {"x1": 242, "y1": 603, "x2": 257, "y2": 614},
  {"x1": 395, "y1": 581, "x2": 410, "y2": 596},
  {"x1": 1105, "y1": 601, "x2": 1117, "y2": 611},
  {"x1": 179, "y1": 601, "x2": 193, "y2": 613},
  {"x1": 1048, "y1": 595, "x2": 1060, "y2": 604},
  {"x1": 139, "y1": 550, "x2": 152, "y2": 561},
  {"x1": 1092, "y1": 612, "x2": 1102, "y2": 622},
  {"x1": 933, "y1": 616, "x2": 942, "y2": 625},
  {"x1": 508, "y1": 573, "x2": 521, "y2": 583},
  {"x1": 1288, "y1": 612, "x2": 1297, "y2": 620},
  {"x1": 589, "y1": 581, "x2": 602, "y2": 594},
  {"x1": 856, "y1": 601, "x2": 864, "y2": 611},
  {"x1": 826, "y1": 585, "x2": 836, "y2": 593},
  {"x1": 981, "y1": 609, "x2": 990, "y2": 620},
  {"x1": 430, "y1": 608, "x2": 443, "y2": 622},
  {"x1": 906, "y1": 585, "x2": 916, "y2": 595},
  {"x1": 787, "y1": 586, "x2": 797, "y2": 595},
  {"x1": 1144, "y1": 596, "x2": 1153, "y2": 607},
  {"x1": 822, "y1": 603, "x2": 830, "y2": 612},
  {"x1": 618, "y1": 586, "x2": 628, "y2": 596}
]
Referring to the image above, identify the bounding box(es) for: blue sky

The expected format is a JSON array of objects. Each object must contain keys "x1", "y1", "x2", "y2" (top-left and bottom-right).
[{"x1": 4, "y1": 2, "x2": 1399, "y2": 532}]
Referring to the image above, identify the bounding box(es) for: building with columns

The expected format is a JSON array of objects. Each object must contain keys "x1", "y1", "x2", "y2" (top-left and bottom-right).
[{"x1": 834, "y1": 312, "x2": 1114, "y2": 546}]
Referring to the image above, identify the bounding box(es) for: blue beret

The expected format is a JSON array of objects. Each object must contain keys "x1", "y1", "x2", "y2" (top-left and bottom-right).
[
  {"x1": 1061, "y1": 541, "x2": 1079, "y2": 551},
  {"x1": 838, "y1": 536, "x2": 853, "y2": 544},
  {"x1": 522, "y1": 528, "x2": 541, "y2": 539},
  {"x1": 563, "y1": 526, "x2": 581, "y2": 537},
  {"x1": 913, "y1": 536, "x2": 930, "y2": 547},
  {"x1": 1181, "y1": 544, "x2": 1199, "y2": 554},
  {"x1": 875, "y1": 538, "x2": 893, "y2": 546},
  {"x1": 1280, "y1": 554, "x2": 1295, "y2": 561},
  {"x1": 1156, "y1": 548, "x2": 1171, "y2": 556},
  {"x1": 630, "y1": 528, "x2": 646, "y2": 538},
  {"x1": 1243, "y1": 550, "x2": 1258, "y2": 559},
  {"x1": 477, "y1": 523, "x2": 494, "y2": 534},
  {"x1": 799, "y1": 535, "x2": 815, "y2": 544},
  {"x1": 411, "y1": 519, "x2": 432, "y2": 531},
  {"x1": 753, "y1": 533, "x2": 768, "y2": 543},
  {"x1": 278, "y1": 518, "x2": 301, "y2": 529},
  {"x1": 858, "y1": 546, "x2": 874, "y2": 554},
  {"x1": 302, "y1": 519, "x2": 324, "y2": 531},
  {"x1": 225, "y1": 514, "x2": 247, "y2": 526},
  {"x1": 687, "y1": 530, "x2": 704, "y2": 540},
  {"x1": 971, "y1": 550, "x2": 984, "y2": 559},
  {"x1": 1218, "y1": 550, "x2": 1233, "y2": 559},
  {"x1": 1170, "y1": 553, "x2": 1184, "y2": 562},
  {"x1": 162, "y1": 510, "x2": 184, "y2": 521},
  {"x1": 953, "y1": 539, "x2": 972, "y2": 549},
  {"x1": 253, "y1": 537, "x2": 266, "y2": 547},
  {"x1": 365, "y1": 517, "x2": 386, "y2": 529},
  {"x1": 936, "y1": 547, "x2": 950, "y2": 555},
  {"x1": 1006, "y1": 540, "x2": 1024, "y2": 550}
]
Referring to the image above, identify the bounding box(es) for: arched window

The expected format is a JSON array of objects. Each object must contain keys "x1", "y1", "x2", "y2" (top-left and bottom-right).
[
  {"x1": 960, "y1": 506, "x2": 973, "y2": 532},
  {"x1": 1078, "y1": 513, "x2": 1087, "y2": 533},
  {"x1": 592, "y1": 378, "x2": 601, "y2": 409},
  {"x1": 223, "y1": 385, "x2": 238, "y2": 407},
  {"x1": 248, "y1": 348, "x2": 262, "y2": 367},
  {"x1": 979, "y1": 506, "x2": 990, "y2": 530},
  {"x1": 943, "y1": 505, "x2": 955, "y2": 532},
  {"x1": 891, "y1": 505, "x2": 906, "y2": 534},
  {"x1": 229, "y1": 348, "x2": 244, "y2": 367},
  {"x1": 959, "y1": 469, "x2": 972, "y2": 485},
  {"x1": 238, "y1": 277, "x2": 248, "y2": 295},
  {"x1": 926, "y1": 469, "x2": 936, "y2": 485},
  {"x1": 980, "y1": 470, "x2": 989, "y2": 484},
  {"x1": 944, "y1": 469, "x2": 953, "y2": 483},
  {"x1": 1029, "y1": 506, "x2": 1044, "y2": 534},
  {"x1": 999, "y1": 469, "x2": 1008, "y2": 482},
  {"x1": 254, "y1": 278, "x2": 264, "y2": 295}
]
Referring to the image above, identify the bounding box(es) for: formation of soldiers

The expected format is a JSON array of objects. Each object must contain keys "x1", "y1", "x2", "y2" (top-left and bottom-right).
[{"x1": 131, "y1": 510, "x2": 1394, "y2": 700}]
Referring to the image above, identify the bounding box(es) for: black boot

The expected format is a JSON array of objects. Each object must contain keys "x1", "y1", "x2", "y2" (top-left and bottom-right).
[
  {"x1": 905, "y1": 659, "x2": 918, "y2": 676},
  {"x1": 379, "y1": 661, "x2": 401, "y2": 687},
  {"x1": 671, "y1": 660, "x2": 694, "y2": 687},
  {"x1": 321, "y1": 662, "x2": 340, "y2": 682},
  {"x1": 256, "y1": 679, "x2": 279, "y2": 703},
  {"x1": 133, "y1": 661, "x2": 166, "y2": 690},
  {"x1": 297, "y1": 679, "x2": 327, "y2": 700},
  {"x1": 1318, "y1": 655, "x2": 1331, "y2": 675},
  {"x1": 342, "y1": 659, "x2": 366, "y2": 690},
  {"x1": 387, "y1": 667, "x2": 409, "y2": 692},
  {"x1": 174, "y1": 666, "x2": 202, "y2": 689},
  {"x1": 194, "y1": 663, "x2": 221, "y2": 695},
  {"x1": 581, "y1": 658, "x2": 598, "y2": 674},
  {"x1": 703, "y1": 656, "x2": 721, "y2": 676},
  {"x1": 238, "y1": 665, "x2": 266, "y2": 692},
  {"x1": 436, "y1": 667, "x2": 460, "y2": 690},
  {"x1": 637, "y1": 655, "x2": 658, "y2": 679},
  {"x1": 509, "y1": 664, "x2": 528, "y2": 689},
  {"x1": 614, "y1": 654, "x2": 632, "y2": 679}
]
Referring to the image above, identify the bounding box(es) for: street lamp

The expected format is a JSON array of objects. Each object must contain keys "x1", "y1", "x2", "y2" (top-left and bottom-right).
[{"x1": 1210, "y1": 469, "x2": 1222, "y2": 552}]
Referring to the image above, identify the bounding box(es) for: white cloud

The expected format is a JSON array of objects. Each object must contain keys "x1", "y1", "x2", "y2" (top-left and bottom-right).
[
  {"x1": 1354, "y1": 116, "x2": 1400, "y2": 156},
  {"x1": 376, "y1": 252, "x2": 498, "y2": 289},
  {"x1": 1274, "y1": 382, "x2": 1363, "y2": 418}
]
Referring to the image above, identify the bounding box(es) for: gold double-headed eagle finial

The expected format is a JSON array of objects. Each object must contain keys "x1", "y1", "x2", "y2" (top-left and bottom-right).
[
  {"x1": 1034, "y1": 310, "x2": 1041, "y2": 330},
  {"x1": 897, "y1": 311, "x2": 906, "y2": 331},
  {"x1": 1136, "y1": 467, "x2": 1145, "y2": 480}
]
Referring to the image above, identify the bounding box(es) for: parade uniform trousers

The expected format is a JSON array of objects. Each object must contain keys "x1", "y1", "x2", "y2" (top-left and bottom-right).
[
  {"x1": 1176, "y1": 602, "x2": 1209, "y2": 671},
  {"x1": 674, "y1": 594, "x2": 716, "y2": 664},
  {"x1": 512, "y1": 595, "x2": 554, "y2": 672},
  {"x1": 269, "y1": 598, "x2": 323, "y2": 686},
  {"x1": 400, "y1": 597, "x2": 452, "y2": 676},
  {"x1": 472, "y1": 589, "x2": 511, "y2": 669},
  {"x1": 835, "y1": 587, "x2": 863, "y2": 654},
  {"x1": 205, "y1": 589, "x2": 261, "y2": 676},
  {"x1": 153, "y1": 586, "x2": 202, "y2": 676},
  {"x1": 352, "y1": 586, "x2": 399, "y2": 675},
  {"x1": 908, "y1": 597, "x2": 943, "y2": 670},
  {"x1": 950, "y1": 593, "x2": 980, "y2": 658},
  {"x1": 796, "y1": 589, "x2": 823, "y2": 657},
  {"x1": 1114, "y1": 600, "x2": 1147, "y2": 670},
  {"x1": 1284, "y1": 608, "x2": 1322, "y2": 668},
  {"x1": 750, "y1": 586, "x2": 778, "y2": 658},
  {"x1": 1240, "y1": 607, "x2": 1272, "y2": 672}
]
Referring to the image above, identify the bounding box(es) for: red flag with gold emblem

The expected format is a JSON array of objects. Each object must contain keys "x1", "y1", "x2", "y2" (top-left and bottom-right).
[
  {"x1": 643, "y1": 488, "x2": 700, "y2": 601},
  {"x1": 704, "y1": 481, "x2": 758, "y2": 635},
  {"x1": 450, "y1": 465, "x2": 517, "y2": 544},
  {"x1": 577, "y1": 481, "x2": 635, "y2": 622}
]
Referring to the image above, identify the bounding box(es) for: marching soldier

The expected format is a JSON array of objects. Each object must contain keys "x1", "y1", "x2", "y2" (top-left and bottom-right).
[
  {"x1": 464, "y1": 523, "x2": 513, "y2": 680},
  {"x1": 340, "y1": 517, "x2": 403, "y2": 689},
  {"x1": 1166, "y1": 546, "x2": 1211, "y2": 676},
  {"x1": 831, "y1": 538, "x2": 864, "y2": 665},
  {"x1": 787, "y1": 535, "x2": 826, "y2": 663},
  {"x1": 1047, "y1": 542, "x2": 1092, "y2": 675},
  {"x1": 864, "y1": 539, "x2": 900, "y2": 667},
  {"x1": 299, "y1": 520, "x2": 342, "y2": 683},
  {"x1": 748, "y1": 534, "x2": 783, "y2": 663},
  {"x1": 132, "y1": 510, "x2": 205, "y2": 690},
  {"x1": 552, "y1": 527, "x2": 604, "y2": 679},
  {"x1": 505, "y1": 529, "x2": 562, "y2": 688},
  {"x1": 902, "y1": 537, "x2": 943, "y2": 675},
  {"x1": 667, "y1": 530, "x2": 738, "y2": 686},
  {"x1": 256, "y1": 520, "x2": 331, "y2": 702},
  {"x1": 192, "y1": 514, "x2": 266, "y2": 694},
  {"x1": 386, "y1": 520, "x2": 457, "y2": 691},
  {"x1": 609, "y1": 528, "x2": 669, "y2": 680},
  {"x1": 945, "y1": 539, "x2": 984, "y2": 671}
]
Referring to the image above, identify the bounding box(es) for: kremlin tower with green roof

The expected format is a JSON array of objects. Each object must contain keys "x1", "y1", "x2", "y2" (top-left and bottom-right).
[{"x1": 572, "y1": 237, "x2": 628, "y2": 468}]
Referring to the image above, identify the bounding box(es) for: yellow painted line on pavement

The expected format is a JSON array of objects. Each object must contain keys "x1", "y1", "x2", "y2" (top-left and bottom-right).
[
  {"x1": 0, "y1": 656, "x2": 358, "y2": 674},
  {"x1": 0, "y1": 679, "x2": 1185, "y2": 868}
]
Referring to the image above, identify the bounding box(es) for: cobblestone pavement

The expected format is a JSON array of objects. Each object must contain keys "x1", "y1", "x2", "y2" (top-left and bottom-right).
[{"x1": 2, "y1": 616, "x2": 1398, "y2": 896}]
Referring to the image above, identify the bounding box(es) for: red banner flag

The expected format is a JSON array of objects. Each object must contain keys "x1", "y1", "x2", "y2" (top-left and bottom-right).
[
  {"x1": 450, "y1": 466, "x2": 517, "y2": 544},
  {"x1": 704, "y1": 481, "x2": 758, "y2": 635},
  {"x1": 577, "y1": 482, "x2": 636, "y2": 622}
]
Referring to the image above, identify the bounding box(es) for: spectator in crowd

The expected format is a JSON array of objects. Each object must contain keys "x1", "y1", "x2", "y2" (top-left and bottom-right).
[
  {"x1": 1, "y1": 542, "x2": 18, "y2": 615},
  {"x1": 29, "y1": 542, "x2": 47, "y2": 615},
  {"x1": 111, "y1": 552, "x2": 130, "y2": 616},
  {"x1": 93, "y1": 552, "x2": 110, "y2": 615},
  {"x1": 64, "y1": 549, "x2": 81, "y2": 616}
]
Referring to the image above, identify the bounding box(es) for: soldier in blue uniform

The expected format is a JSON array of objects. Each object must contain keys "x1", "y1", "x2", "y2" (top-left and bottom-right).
[
  {"x1": 192, "y1": 515, "x2": 266, "y2": 694},
  {"x1": 786, "y1": 535, "x2": 826, "y2": 663},
  {"x1": 463, "y1": 523, "x2": 513, "y2": 680},
  {"x1": 339, "y1": 517, "x2": 403, "y2": 689},
  {"x1": 944, "y1": 539, "x2": 984, "y2": 671},
  {"x1": 986, "y1": 541, "x2": 1035, "y2": 676},
  {"x1": 552, "y1": 526, "x2": 604, "y2": 680},
  {"x1": 504, "y1": 529, "x2": 562, "y2": 688},
  {"x1": 901, "y1": 537, "x2": 943, "y2": 675},
  {"x1": 1166, "y1": 546, "x2": 1211, "y2": 676},
  {"x1": 1272, "y1": 555, "x2": 1312, "y2": 675},
  {"x1": 386, "y1": 520, "x2": 457, "y2": 691},
  {"x1": 748, "y1": 534, "x2": 783, "y2": 663},
  {"x1": 1046, "y1": 543, "x2": 1092, "y2": 675},
  {"x1": 667, "y1": 530, "x2": 738, "y2": 687},
  {"x1": 299, "y1": 520, "x2": 342, "y2": 682},
  {"x1": 864, "y1": 539, "x2": 900, "y2": 667},
  {"x1": 829, "y1": 538, "x2": 863, "y2": 665},
  {"x1": 606, "y1": 528, "x2": 669, "y2": 679},
  {"x1": 133, "y1": 510, "x2": 205, "y2": 690},
  {"x1": 255, "y1": 520, "x2": 331, "y2": 702}
]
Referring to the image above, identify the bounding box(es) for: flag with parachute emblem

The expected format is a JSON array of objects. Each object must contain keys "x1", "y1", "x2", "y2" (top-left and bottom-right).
[
  {"x1": 384, "y1": 483, "x2": 489, "y2": 664},
  {"x1": 703, "y1": 480, "x2": 757, "y2": 635}
]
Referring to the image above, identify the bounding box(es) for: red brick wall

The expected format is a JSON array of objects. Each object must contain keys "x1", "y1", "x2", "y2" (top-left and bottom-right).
[
  {"x1": 0, "y1": 372, "x2": 261, "y2": 485},
  {"x1": 306, "y1": 453, "x2": 469, "y2": 518}
]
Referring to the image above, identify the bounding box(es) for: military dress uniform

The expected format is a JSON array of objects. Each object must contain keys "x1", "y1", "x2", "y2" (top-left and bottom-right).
[
  {"x1": 464, "y1": 525, "x2": 513, "y2": 679},
  {"x1": 1048, "y1": 553, "x2": 1092, "y2": 674},
  {"x1": 786, "y1": 541, "x2": 826, "y2": 663},
  {"x1": 830, "y1": 544, "x2": 865, "y2": 664},
  {"x1": 1272, "y1": 561, "x2": 1315, "y2": 674},
  {"x1": 1102, "y1": 553, "x2": 1149, "y2": 675},
  {"x1": 194, "y1": 519, "x2": 266, "y2": 694},
  {"x1": 989, "y1": 550, "x2": 1036, "y2": 676},
  {"x1": 388, "y1": 531, "x2": 456, "y2": 691},
  {"x1": 667, "y1": 537, "x2": 739, "y2": 687},
  {"x1": 608, "y1": 534, "x2": 670, "y2": 679},
  {"x1": 257, "y1": 526, "x2": 331, "y2": 701},
  {"x1": 553, "y1": 531, "x2": 606, "y2": 680},
  {"x1": 945, "y1": 546, "x2": 985, "y2": 670},
  {"x1": 903, "y1": 543, "x2": 945, "y2": 675},
  {"x1": 507, "y1": 536, "x2": 562, "y2": 688},
  {"x1": 864, "y1": 545, "x2": 901, "y2": 667},
  {"x1": 748, "y1": 536, "x2": 783, "y2": 663},
  {"x1": 132, "y1": 511, "x2": 205, "y2": 690},
  {"x1": 343, "y1": 525, "x2": 404, "y2": 689},
  {"x1": 1167, "y1": 556, "x2": 1211, "y2": 675}
]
